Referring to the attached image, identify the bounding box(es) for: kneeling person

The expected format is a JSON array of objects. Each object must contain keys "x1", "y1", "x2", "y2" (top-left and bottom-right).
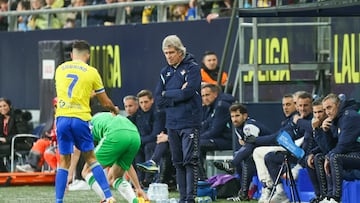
[{"x1": 80, "y1": 112, "x2": 147, "y2": 203}]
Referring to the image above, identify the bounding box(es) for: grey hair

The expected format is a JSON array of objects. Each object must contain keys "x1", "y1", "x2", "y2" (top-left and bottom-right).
[
  {"x1": 162, "y1": 35, "x2": 186, "y2": 56},
  {"x1": 123, "y1": 95, "x2": 138, "y2": 104}
]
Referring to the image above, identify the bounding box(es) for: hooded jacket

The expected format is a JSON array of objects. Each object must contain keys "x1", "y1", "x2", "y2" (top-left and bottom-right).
[
  {"x1": 328, "y1": 99, "x2": 360, "y2": 155},
  {"x1": 200, "y1": 93, "x2": 235, "y2": 145}
]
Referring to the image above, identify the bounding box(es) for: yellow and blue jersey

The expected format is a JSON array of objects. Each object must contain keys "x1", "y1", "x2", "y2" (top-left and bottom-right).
[{"x1": 55, "y1": 60, "x2": 104, "y2": 121}]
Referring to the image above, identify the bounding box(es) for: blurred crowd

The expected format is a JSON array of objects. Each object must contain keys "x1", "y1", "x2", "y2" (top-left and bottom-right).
[{"x1": 0, "y1": 0, "x2": 320, "y2": 31}]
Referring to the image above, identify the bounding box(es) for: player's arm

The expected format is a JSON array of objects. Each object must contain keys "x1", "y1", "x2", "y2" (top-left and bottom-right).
[
  {"x1": 96, "y1": 92, "x2": 120, "y2": 115},
  {"x1": 127, "y1": 165, "x2": 148, "y2": 200}
]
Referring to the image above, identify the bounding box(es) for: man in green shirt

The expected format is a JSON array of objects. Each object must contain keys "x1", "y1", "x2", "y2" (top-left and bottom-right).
[{"x1": 78, "y1": 112, "x2": 147, "y2": 203}]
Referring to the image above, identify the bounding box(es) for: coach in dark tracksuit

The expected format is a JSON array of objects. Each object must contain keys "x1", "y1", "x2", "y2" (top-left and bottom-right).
[
  {"x1": 322, "y1": 94, "x2": 360, "y2": 203},
  {"x1": 155, "y1": 35, "x2": 202, "y2": 203}
]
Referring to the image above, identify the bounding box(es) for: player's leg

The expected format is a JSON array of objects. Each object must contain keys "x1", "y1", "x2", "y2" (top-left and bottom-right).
[
  {"x1": 82, "y1": 134, "x2": 119, "y2": 201},
  {"x1": 82, "y1": 163, "x2": 106, "y2": 199},
  {"x1": 55, "y1": 117, "x2": 75, "y2": 203},
  {"x1": 82, "y1": 150, "x2": 113, "y2": 201},
  {"x1": 55, "y1": 154, "x2": 71, "y2": 203},
  {"x1": 73, "y1": 118, "x2": 113, "y2": 201},
  {"x1": 110, "y1": 130, "x2": 142, "y2": 203},
  {"x1": 109, "y1": 164, "x2": 138, "y2": 203}
]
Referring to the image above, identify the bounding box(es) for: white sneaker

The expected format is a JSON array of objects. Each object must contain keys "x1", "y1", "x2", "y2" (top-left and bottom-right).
[
  {"x1": 328, "y1": 198, "x2": 340, "y2": 203},
  {"x1": 118, "y1": 180, "x2": 136, "y2": 203},
  {"x1": 269, "y1": 191, "x2": 290, "y2": 203},
  {"x1": 258, "y1": 187, "x2": 271, "y2": 203},
  {"x1": 319, "y1": 197, "x2": 331, "y2": 203},
  {"x1": 68, "y1": 179, "x2": 91, "y2": 191},
  {"x1": 16, "y1": 164, "x2": 35, "y2": 172}
]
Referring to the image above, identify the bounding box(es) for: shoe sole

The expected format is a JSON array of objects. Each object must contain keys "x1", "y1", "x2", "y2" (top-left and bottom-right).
[
  {"x1": 16, "y1": 166, "x2": 34, "y2": 173},
  {"x1": 136, "y1": 164, "x2": 159, "y2": 173},
  {"x1": 213, "y1": 162, "x2": 234, "y2": 174}
]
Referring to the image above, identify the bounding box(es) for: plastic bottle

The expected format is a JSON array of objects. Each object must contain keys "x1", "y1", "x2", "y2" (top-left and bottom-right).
[
  {"x1": 169, "y1": 198, "x2": 179, "y2": 203},
  {"x1": 196, "y1": 196, "x2": 212, "y2": 203},
  {"x1": 203, "y1": 196, "x2": 212, "y2": 202}
]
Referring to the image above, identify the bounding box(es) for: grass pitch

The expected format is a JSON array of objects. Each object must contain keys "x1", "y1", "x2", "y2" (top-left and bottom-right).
[{"x1": 0, "y1": 185, "x2": 259, "y2": 203}]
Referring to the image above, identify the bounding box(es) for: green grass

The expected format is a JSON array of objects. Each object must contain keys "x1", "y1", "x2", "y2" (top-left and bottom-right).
[{"x1": 0, "y1": 185, "x2": 259, "y2": 203}]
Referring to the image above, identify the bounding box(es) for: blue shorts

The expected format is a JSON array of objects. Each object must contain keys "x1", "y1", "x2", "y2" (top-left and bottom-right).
[{"x1": 56, "y1": 117, "x2": 94, "y2": 155}]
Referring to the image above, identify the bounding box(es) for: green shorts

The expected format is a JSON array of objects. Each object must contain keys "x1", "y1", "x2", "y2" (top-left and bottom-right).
[{"x1": 94, "y1": 129, "x2": 140, "y2": 171}]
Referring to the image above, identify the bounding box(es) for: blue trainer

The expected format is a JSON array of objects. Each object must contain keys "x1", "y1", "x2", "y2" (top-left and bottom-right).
[{"x1": 136, "y1": 160, "x2": 159, "y2": 173}]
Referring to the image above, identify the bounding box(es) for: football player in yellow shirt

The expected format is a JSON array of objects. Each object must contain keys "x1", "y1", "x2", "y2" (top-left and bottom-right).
[{"x1": 54, "y1": 40, "x2": 119, "y2": 203}]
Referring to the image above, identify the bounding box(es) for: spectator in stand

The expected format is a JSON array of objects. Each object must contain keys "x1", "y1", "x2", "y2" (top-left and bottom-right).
[
  {"x1": 132, "y1": 89, "x2": 165, "y2": 187},
  {"x1": 123, "y1": 95, "x2": 139, "y2": 118},
  {"x1": 16, "y1": 97, "x2": 59, "y2": 173},
  {"x1": 118, "y1": 0, "x2": 143, "y2": 24},
  {"x1": 16, "y1": 0, "x2": 31, "y2": 31},
  {"x1": 200, "y1": 51, "x2": 228, "y2": 89},
  {"x1": 169, "y1": 4, "x2": 195, "y2": 21},
  {"x1": 198, "y1": 83, "x2": 234, "y2": 180},
  {"x1": 189, "y1": 0, "x2": 232, "y2": 19},
  {"x1": 142, "y1": 0, "x2": 156, "y2": 24},
  {"x1": 0, "y1": 0, "x2": 8, "y2": 31},
  {"x1": 87, "y1": 0, "x2": 107, "y2": 26},
  {"x1": 257, "y1": 0, "x2": 271, "y2": 7},
  {"x1": 215, "y1": 103, "x2": 272, "y2": 201},
  {"x1": 103, "y1": 0, "x2": 117, "y2": 25},
  {"x1": 0, "y1": 98, "x2": 33, "y2": 172},
  {"x1": 155, "y1": 35, "x2": 202, "y2": 203},
  {"x1": 63, "y1": 18, "x2": 76, "y2": 28},
  {"x1": 27, "y1": 0, "x2": 44, "y2": 30},
  {"x1": 189, "y1": 0, "x2": 232, "y2": 23},
  {"x1": 42, "y1": 0, "x2": 65, "y2": 28},
  {"x1": 65, "y1": 0, "x2": 86, "y2": 28},
  {"x1": 319, "y1": 94, "x2": 360, "y2": 203}
]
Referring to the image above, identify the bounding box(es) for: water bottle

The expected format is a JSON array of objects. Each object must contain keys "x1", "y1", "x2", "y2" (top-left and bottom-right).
[
  {"x1": 203, "y1": 196, "x2": 212, "y2": 202},
  {"x1": 147, "y1": 183, "x2": 156, "y2": 200},
  {"x1": 196, "y1": 197, "x2": 202, "y2": 203},
  {"x1": 196, "y1": 196, "x2": 212, "y2": 203},
  {"x1": 169, "y1": 198, "x2": 179, "y2": 203},
  {"x1": 153, "y1": 183, "x2": 160, "y2": 200},
  {"x1": 159, "y1": 183, "x2": 169, "y2": 200}
]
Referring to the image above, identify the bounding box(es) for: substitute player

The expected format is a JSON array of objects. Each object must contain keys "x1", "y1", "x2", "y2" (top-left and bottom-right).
[
  {"x1": 78, "y1": 112, "x2": 147, "y2": 203},
  {"x1": 55, "y1": 40, "x2": 119, "y2": 203}
]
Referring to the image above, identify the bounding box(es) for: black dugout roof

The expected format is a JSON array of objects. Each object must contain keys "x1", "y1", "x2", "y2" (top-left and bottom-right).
[{"x1": 237, "y1": 0, "x2": 360, "y2": 17}]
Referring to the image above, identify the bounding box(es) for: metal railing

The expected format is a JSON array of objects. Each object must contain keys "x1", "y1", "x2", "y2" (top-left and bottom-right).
[
  {"x1": 0, "y1": 0, "x2": 347, "y2": 32},
  {"x1": 0, "y1": 0, "x2": 193, "y2": 31}
]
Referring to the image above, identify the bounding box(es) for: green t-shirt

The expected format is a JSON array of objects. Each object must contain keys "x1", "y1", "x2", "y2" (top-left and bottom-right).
[{"x1": 91, "y1": 112, "x2": 138, "y2": 142}]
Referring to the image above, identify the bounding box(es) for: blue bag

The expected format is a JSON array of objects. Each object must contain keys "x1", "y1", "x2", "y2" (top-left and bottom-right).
[
  {"x1": 197, "y1": 181, "x2": 217, "y2": 201},
  {"x1": 276, "y1": 130, "x2": 305, "y2": 159}
]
